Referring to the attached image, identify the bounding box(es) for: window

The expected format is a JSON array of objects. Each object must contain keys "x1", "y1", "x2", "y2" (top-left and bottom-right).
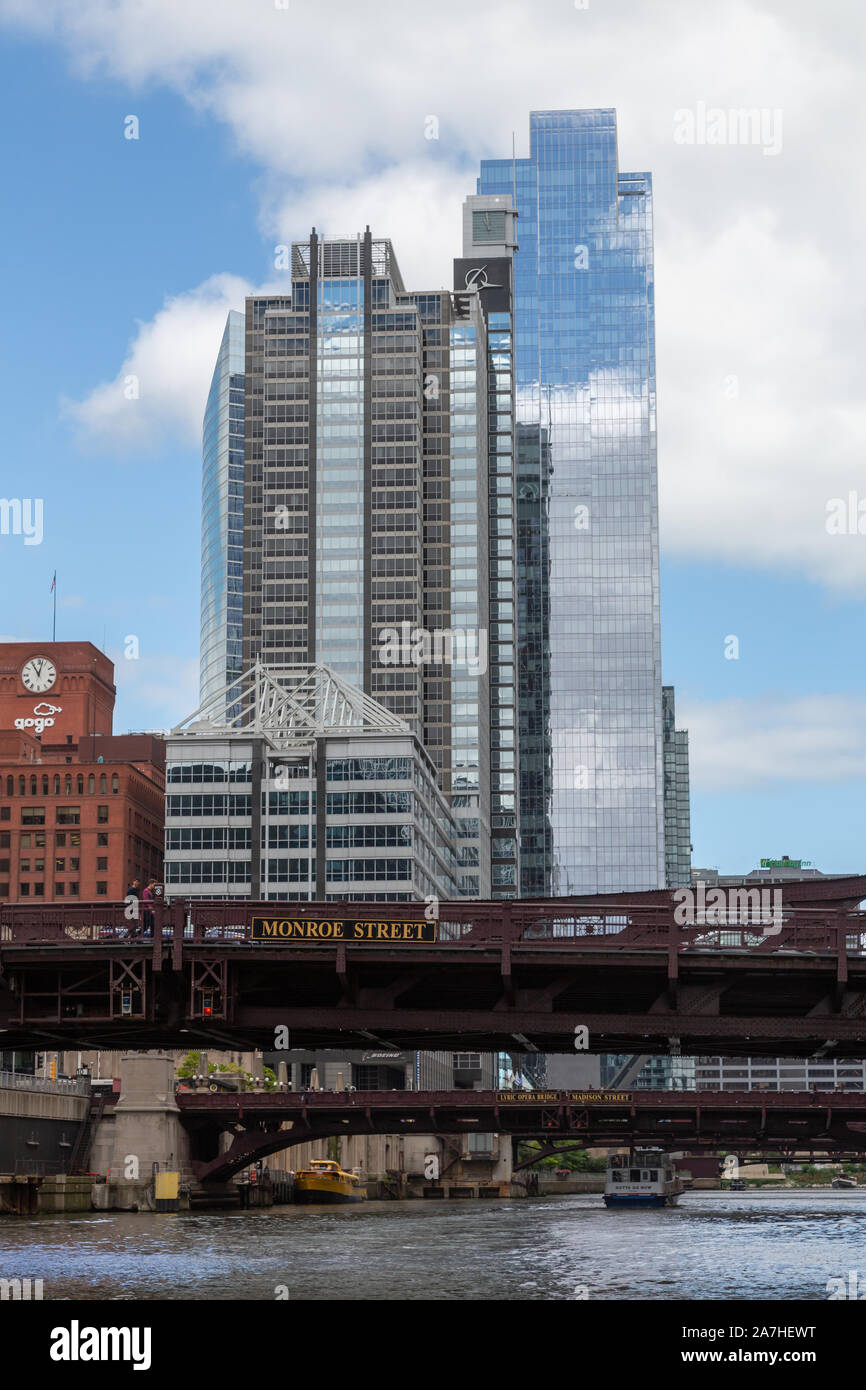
[
  {"x1": 20, "y1": 833, "x2": 31, "y2": 849},
  {"x1": 326, "y1": 757, "x2": 411, "y2": 782},
  {"x1": 69, "y1": 858, "x2": 80, "y2": 871},
  {"x1": 19, "y1": 859, "x2": 30, "y2": 873},
  {"x1": 33, "y1": 882, "x2": 44, "y2": 897},
  {"x1": 97, "y1": 806, "x2": 109, "y2": 824},
  {"x1": 56, "y1": 807, "x2": 80, "y2": 826},
  {"x1": 97, "y1": 857, "x2": 108, "y2": 871},
  {"x1": 21, "y1": 807, "x2": 45, "y2": 825},
  {"x1": 97, "y1": 833, "x2": 109, "y2": 847},
  {"x1": 88, "y1": 775, "x2": 95, "y2": 795},
  {"x1": 68, "y1": 882, "x2": 79, "y2": 897},
  {"x1": 111, "y1": 775, "x2": 119, "y2": 794},
  {"x1": 55, "y1": 833, "x2": 66, "y2": 847},
  {"x1": 55, "y1": 858, "x2": 65, "y2": 872},
  {"x1": 99, "y1": 775, "x2": 107, "y2": 794},
  {"x1": 96, "y1": 882, "x2": 108, "y2": 896},
  {"x1": 56, "y1": 883, "x2": 64, "y2": 896},
  {"x1": 19, "y1": 882, "x2": 30, "y2": 897},
  {"x1": 0, "y1": 808, "x2": 8, "y2": 822}
]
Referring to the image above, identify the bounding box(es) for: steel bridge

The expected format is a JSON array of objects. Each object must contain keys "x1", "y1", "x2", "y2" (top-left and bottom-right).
[
  {"x1": 2, "y1": 877, "x2": 866, "y2": 1055},
  {"x1": 175, "y1": 1086, "x2": 866, "y2": 1183}
]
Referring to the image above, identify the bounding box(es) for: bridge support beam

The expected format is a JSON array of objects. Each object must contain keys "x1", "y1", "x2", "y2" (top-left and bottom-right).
[{"x1": 91, "y1": 1051, "x2": 191, "y2": 1209}]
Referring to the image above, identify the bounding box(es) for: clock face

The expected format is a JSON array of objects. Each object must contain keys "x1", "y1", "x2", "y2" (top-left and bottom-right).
[{"x1": 21, "y1": 656, "x2": 57, "y2": 694}]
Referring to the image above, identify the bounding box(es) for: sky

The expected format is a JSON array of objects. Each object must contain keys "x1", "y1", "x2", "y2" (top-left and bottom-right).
[{"x1": 0, "y1": 0, "x2": 863, "y2": 876}]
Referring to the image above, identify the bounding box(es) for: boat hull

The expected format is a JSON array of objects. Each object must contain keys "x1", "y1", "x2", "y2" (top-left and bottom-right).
[
  {"x1": 294, "y1": 1180, "x2": 366, "y2": 1204},
  {"x1": 604, "y1": 1193, "x2": 674, "y2": 1208}
]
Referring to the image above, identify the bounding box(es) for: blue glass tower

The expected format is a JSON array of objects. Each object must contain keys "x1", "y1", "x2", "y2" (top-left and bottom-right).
[
  {"x1": 478, "y1": 110, "x2": 665, "y2": 895},
  {"x1": 200, "y1": 310, "x2": 245, "y2": 707}
]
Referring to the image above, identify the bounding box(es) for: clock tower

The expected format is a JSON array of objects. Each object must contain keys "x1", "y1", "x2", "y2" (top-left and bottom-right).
[{"x1": 0, "y1": 642, "x2": 115, "y2": 749}]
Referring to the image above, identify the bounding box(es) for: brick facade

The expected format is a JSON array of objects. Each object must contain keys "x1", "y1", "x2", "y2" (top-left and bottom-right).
[{"x1": 0, "y1": 643, "x2": 164, "y2": 903}]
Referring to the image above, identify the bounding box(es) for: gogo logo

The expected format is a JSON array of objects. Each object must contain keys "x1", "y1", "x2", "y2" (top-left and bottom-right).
[{"x1": 14, "y1": 701, "x2": 62, "y2": 735}]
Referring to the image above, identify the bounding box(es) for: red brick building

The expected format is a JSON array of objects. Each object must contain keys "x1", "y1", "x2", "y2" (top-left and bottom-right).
[{"x1": 0, "y1": 642, "x2": 164, "y2": 902}]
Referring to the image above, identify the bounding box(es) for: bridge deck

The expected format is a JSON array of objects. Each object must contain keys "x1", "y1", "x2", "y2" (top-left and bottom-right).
[
  {"x1": 2, "y1": 887, "x2": 866, "y2": 1054},
  {"x1": 172, "y1": 1087, "x2": 866, "y2": 1181}
]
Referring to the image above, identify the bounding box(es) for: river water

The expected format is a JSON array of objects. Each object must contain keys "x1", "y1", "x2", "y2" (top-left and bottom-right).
[{"x1": 2, "y1": 1191, "x2": 864, "y2": 1300}]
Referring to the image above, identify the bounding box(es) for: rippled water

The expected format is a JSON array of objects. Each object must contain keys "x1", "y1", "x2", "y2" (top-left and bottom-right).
[{"x1": 1, "y1": 1192, "x2": 864, "y2": 1300}]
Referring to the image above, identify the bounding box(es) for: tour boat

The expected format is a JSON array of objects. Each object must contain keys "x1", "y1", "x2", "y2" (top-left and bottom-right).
[
  {"x1": 604, "y1": 1149, "x2": 683, "y2": 1207},
  {"x1": 293, "y1": 1158, "x2": 367, "y2": 1204}
]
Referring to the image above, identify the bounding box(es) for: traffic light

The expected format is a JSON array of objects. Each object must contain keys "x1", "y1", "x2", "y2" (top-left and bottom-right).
[{"x1": 202, "y1": 994, "x2": 213, "y2": 1016}]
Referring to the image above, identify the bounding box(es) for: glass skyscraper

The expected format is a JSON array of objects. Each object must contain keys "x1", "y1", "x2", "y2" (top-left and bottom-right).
[
  {"x1": 662, "y1": 684, "x2": 691, "y2": 888},
  {"x1": 200, "y1": 309, "x2": 245, "y2": 707},
  {"x1": 478, "y1": 110, "x2": 666, "y2": 896}
]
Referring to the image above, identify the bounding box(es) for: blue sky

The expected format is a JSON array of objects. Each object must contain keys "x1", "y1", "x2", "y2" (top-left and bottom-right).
[{"x1": 0, "y1": 0, "x2": 863, "y2": 877}]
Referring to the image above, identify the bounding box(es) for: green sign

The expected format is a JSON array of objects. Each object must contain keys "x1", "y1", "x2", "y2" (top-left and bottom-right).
[{"x1": 760, "y1": 858, "x2": 811, "y2": 869}]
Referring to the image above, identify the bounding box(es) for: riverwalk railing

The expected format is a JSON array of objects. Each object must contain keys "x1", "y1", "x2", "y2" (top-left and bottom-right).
[{"x1": 0, "y1": 1071, "x2": 91, "y2": 1097}]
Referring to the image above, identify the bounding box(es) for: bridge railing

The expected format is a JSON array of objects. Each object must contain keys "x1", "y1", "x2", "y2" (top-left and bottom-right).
[
  {"x1": 0, "y1": 1071, "x2": 91, "y2": 1096},
  {"x1": 1, "y1": 896, "x2": 865, "y2": 954}
]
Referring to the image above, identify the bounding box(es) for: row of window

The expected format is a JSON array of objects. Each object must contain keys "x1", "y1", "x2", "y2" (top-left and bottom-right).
[
  {"x1": 0, "y1": 832, "x2": 108, "y2": 849},
  {"x1": 4, "y1": 806, "x2": 111, "y2": 826},
  {"x1": 166, "y1": 762, "x2": 252, "y2": 784},
  {"x1": 13, "y1": 881, "x2": 106, "y2": 897},
  {"x1": 5, "y1": 774, "x2": 119, "y2": 796}
]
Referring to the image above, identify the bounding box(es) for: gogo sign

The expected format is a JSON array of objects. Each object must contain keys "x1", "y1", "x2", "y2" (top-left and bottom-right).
[{"x1": 14, "y1": 701, "x2": 62, "y2": 735}]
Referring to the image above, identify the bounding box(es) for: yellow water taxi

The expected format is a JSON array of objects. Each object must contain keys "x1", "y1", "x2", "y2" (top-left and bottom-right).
[{"x1": 294, "y1": 1159, "x2": 367, "y2": 1204}]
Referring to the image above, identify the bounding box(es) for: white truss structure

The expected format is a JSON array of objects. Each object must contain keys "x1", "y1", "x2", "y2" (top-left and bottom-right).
[{"x1": 172, "y1": 662, "x2": 410, "y2": 749}]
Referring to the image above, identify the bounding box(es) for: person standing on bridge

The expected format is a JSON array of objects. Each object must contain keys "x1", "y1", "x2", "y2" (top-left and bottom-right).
[
  {"x1": 126, "y1": 880, "x2": 141, "y2": 939},
  {"x1": 141, "y1": 880, "x2": 157, "y2": 940}
]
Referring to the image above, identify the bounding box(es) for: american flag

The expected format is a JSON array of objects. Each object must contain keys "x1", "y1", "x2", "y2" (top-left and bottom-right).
[{"x1": 50, "y1": 572, "x2": 56, "y2": 593}]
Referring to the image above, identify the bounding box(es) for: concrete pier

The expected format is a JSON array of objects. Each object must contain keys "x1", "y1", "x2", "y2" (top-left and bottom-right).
[{"x1": 90, "y1": 1051, "x2": 192, "y2": 1210}]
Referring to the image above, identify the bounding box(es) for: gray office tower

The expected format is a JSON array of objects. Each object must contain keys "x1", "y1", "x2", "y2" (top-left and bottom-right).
[
  {"x1": 229, "y1": 230, "x2": 524, "y2": 899},
  {"x1": 476, "y1": 110, "x2": 687, "y2": 897}
]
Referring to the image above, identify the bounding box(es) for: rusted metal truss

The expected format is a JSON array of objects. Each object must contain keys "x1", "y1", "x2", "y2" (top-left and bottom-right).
[
  {"x1": 0, "y1": 882, "x2": 865, "y2": 1052},
  {"x1": 179, "y1": 1087, "x2": 866, "y2": 1183}
]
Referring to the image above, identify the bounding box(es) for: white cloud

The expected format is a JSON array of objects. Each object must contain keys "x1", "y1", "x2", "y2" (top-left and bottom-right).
[
  {"x1": 680, "y1": 693, "x2": 866, "y2": 790},
  {"x1": 111, "y1": 650, "x2": 199, "y2": 731},
  {"x1": 267, "y1": 165, "x2": 472, "y2": 294},
  {"x1": 6, "y1": 0, "x2": 866, "y2": 586},
  {"x1": 61, "y1": 273, "x2": 252, "y2": 451}
]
